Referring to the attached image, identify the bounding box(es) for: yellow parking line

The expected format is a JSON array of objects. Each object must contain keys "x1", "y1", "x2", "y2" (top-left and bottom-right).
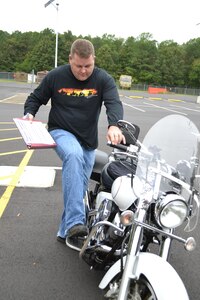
[
  {"x1": 0, "y1": 149, "x2": 34, "y2": 217},
  {"x1": 168, "y1": 99, "x2": 184, "y2": 102},
  {"x1": 0, "y1": 128, "x2": 18, "y2": 131},
  {"x1": 129, "y1": 96, "x2": 143, "y2": 99},
  {"x1": 0, "y1": 137, "x2": 22, "y2": 142},
  {"x1": 0, "y1": 122, "x2": 15, "y2": 124},
  {"x1": 0, "y1": 150, "x2": 27, "y2": 156},
  {"x1": 149, "y1": 97, "x2": 162, "y2": 100}
]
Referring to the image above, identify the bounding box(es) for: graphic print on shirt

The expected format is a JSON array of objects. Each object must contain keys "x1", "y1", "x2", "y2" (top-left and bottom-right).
[{"x1": 58, "y1": 88, "x2": 98, "y2": 98}]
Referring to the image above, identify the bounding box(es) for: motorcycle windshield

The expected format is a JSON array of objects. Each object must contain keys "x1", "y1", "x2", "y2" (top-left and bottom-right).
[{"x1": 135, "y1": 115, "x2": 200, "y2": 230}]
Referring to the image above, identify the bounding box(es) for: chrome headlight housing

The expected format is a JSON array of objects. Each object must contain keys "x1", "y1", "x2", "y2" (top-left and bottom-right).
[{"x1": 155, "y1": 193, "x2": 188, "y2": 229}]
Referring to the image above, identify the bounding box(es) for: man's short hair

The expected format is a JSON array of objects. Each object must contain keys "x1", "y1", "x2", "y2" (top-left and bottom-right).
[{"x1": 70, "y1": 39, "x2": 95, "y2": 58}]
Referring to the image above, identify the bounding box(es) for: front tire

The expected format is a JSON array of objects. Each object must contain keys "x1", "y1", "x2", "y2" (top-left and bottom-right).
[{"x1": 104, "y1": 275, "x2": 157, "y2": 300}]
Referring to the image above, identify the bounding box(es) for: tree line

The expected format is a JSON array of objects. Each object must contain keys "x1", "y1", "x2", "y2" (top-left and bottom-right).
[{"x1": 0, "y1": 28, "x2": 200, "y2": 88}]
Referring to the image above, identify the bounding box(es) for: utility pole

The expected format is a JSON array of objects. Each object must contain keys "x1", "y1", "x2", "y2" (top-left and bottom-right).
[{"x1": 44, "y1": 0, "x2": 59, "y2": 68}]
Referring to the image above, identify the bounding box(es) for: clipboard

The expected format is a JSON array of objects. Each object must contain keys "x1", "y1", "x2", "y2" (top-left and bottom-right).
[{"x1": 13, "y1": 118, "x2": 57, "y2": 149}]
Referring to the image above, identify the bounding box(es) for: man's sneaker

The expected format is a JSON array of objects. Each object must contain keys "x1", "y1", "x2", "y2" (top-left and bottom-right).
[
  {"x1": 68, "y1": 224, "x2": 88, "y2": 238},
  {"x1": 57, "y1": 236, "x2": 66, "y2": 244}
]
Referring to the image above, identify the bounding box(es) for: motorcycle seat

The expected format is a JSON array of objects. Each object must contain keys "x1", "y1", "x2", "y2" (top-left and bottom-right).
[{"x1": 90, "y1": 150, "x2": 109, "y2": 182}]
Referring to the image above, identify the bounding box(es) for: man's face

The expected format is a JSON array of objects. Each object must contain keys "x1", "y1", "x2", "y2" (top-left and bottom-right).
[{"x1": 69, "y1": 53, "x2": 95, "y2": 81}]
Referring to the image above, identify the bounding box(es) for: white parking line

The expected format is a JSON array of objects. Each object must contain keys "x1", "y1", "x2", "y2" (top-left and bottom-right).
[
  {"x1": 122, "y1": 101, "x2": 146, "y2": 112},
  {"x1": 0, "y1": 166, "x2": 56, "y2": 188},
  {"x1": 0, "y1": 95, "x2": 16, "y2": 102},
  {"x1": 143, "y1": 102, "x2": 187, "y2": 115},
  {"x1": 170, "y1": 104, "x2": 200, "y2": 113}
]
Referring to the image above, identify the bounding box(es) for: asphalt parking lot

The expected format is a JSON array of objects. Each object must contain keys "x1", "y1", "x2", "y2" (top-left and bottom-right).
[{"x1": 0, "y1": 81, "x2": 200, "y2": 300}]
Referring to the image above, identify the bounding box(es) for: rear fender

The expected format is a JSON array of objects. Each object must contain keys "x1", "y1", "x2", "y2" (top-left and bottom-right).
[{"x1": 99, "y1": 252, "x2": 189, "y2": 300}]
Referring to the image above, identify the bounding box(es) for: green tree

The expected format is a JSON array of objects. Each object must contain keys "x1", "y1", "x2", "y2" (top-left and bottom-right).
[
  {"x1": 135, "y1": 33, "x2": 158, "y2": 84},
  {"x1": 188, "y1": 58, "x2": 200, "y2": 87},
  {"x1": 122, "y1": 33, "x2": 158, "y2": 84},
  {"x1": 0, "y1": 28, "x2": 200, "y2": 88},
  {"x1": 26, "y1": 29, "x2": 56, "y2": 72},
  {"x1": 95, "y1": 34, "x2": 123, "y2": 79},
  {"x1": 183, "y1": 38, "x2": 200, "y2": 86},
  {"x1": 58, "y1": 30, "x2": 76, "y2": 65},
  {"x1": 155, "y1": 41, "x2": 185, "y2": 86},
  {"x1": 118, "y1": 36, "x2": 136, "y2": 80},
  {"x1": 96, "y1": 44, "x2": 115, "y2": 76}
]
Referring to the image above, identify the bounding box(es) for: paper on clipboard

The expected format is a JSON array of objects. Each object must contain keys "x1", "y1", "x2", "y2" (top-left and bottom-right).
[{"x1": 13, "y1": 118, "x2": 57, "y2": 149}]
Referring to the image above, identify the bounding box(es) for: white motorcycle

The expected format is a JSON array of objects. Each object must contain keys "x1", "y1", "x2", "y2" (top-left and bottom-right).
[{"x1": 73, "y1": 115, "x2": 200, "y2": 299}]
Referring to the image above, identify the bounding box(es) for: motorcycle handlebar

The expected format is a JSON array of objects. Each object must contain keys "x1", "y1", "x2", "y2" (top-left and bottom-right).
[{"x1": 107, "y1": 141, "x2": 128, "y2": 151}]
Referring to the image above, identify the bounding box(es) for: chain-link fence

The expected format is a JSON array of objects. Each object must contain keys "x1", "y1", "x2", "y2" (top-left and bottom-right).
[
  {"x1": 0, "y1": 72, "x2": 15, "y2": 80},
  {"x1": 131, "y1": 83, "x2": 200, "y2": 96},
  {"x1": 0, "y1": 71, "x2": 41, "y2": 84}
]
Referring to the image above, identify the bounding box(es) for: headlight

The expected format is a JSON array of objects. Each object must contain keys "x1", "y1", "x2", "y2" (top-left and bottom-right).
[{"x1": 155, "y1": 193, "x2": 188, "y2": 229}]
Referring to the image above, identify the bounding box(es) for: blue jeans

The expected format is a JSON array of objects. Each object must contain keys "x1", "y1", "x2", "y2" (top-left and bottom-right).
[{"x1": 50, "y1": 129, "x2": 95, "y2": 238}]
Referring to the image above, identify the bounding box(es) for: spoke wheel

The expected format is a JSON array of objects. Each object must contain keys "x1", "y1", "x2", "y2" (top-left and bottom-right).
[
  {"x1": 104, "y1": 275, "x2": 157, "y2": 300},
  {"x1": 129, "y1": 275, "x2": 157, "y2": 300}
]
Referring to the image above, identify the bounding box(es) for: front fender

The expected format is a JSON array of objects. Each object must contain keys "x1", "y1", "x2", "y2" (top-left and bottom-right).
[{"x1": 99, "y1": 252, "x2": 189, "y2": 300}]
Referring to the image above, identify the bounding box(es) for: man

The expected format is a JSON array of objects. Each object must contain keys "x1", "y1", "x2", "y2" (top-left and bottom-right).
[{"x1": 24, "y1": 39, "x2": 125, "y2": 247}]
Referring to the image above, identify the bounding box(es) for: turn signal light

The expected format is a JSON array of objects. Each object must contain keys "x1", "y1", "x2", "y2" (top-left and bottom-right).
[{"x1": 120, "y1": 210, "x2": 134, "y2": 226}]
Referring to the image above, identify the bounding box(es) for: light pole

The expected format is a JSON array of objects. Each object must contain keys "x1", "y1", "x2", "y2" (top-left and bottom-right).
[{"x1": 44, "y1": 0, "x2": 59, "y2": 68}]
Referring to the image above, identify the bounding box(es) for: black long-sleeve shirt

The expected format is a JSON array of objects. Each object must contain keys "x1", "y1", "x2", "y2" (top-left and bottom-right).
[{"x1": 24, "y1": 65, "x2": 123, "y2": 149}]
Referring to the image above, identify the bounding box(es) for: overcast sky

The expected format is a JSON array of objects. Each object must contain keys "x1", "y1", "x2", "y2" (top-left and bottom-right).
[{"x1": 0, "y1": 0, "x2": 200, "y2": 44}]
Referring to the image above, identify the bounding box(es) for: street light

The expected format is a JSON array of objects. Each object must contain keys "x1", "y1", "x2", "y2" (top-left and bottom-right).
[{"x1": 44, "y1": 0, "x2": 59, "y2": 68}]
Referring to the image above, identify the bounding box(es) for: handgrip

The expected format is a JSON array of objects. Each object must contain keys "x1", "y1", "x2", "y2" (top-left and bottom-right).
[{"x1": 107, "y1": 141, "x2": 128, "y2": 151}]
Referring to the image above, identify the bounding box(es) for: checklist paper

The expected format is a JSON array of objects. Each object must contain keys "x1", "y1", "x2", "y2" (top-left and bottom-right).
[{"x1": 13, "y1": 118, "x2": 57, "y2": 149}]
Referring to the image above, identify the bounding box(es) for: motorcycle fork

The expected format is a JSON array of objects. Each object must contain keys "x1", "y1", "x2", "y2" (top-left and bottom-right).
[
  {"x1": 159, "y1": 230, "x2": 173, "y2": 261},
  {"x1": 117, "y1": 207, "x2": 146, "y2": 300}
]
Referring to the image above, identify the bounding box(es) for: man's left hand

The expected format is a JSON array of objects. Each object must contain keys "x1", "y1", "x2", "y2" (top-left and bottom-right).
[{"x1": 106, "y1": 126, "x2": 126, "y2": 145}]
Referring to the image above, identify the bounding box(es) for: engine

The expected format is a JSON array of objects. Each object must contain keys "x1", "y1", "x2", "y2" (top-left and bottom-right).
[{"x1": 82, "y1": 195, "x2": 127, "y2": 270}]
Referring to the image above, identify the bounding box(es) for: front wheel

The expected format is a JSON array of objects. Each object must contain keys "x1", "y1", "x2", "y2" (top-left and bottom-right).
[{"x1": 104, "y1": 275, "x2": 157, "y2": 300}]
